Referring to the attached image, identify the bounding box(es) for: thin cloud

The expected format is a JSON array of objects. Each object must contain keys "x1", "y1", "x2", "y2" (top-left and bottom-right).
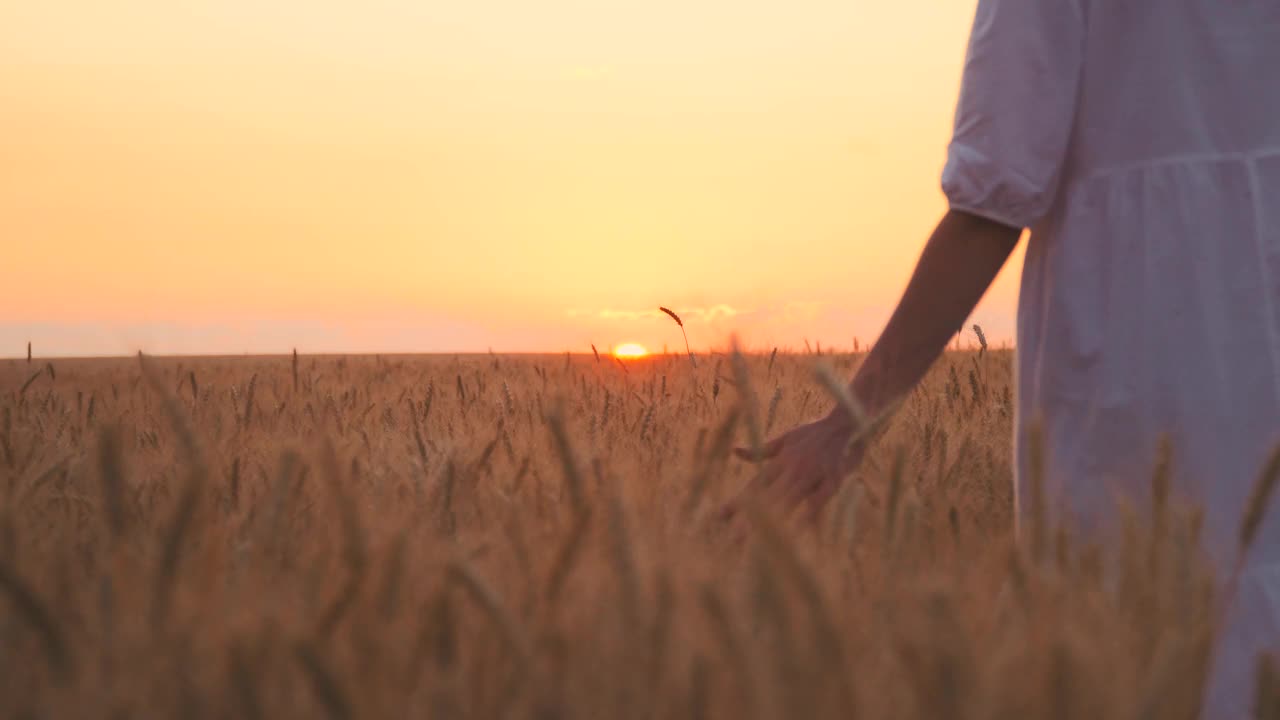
[
  {"x1": 774, "y1": 300, "x2": 827, "y2": 323},
  {"x1": 567, "y1": 305, "x2": 746, "y2": 323}
]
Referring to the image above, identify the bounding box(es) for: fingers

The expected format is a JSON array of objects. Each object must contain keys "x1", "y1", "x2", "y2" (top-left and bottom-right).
[
  {"x1": 719, "y1": 468, "x2": 836, "y2": 536},
  {"x1": 754, "y1": 459, "x2": 813, "y2": 514},
  {"x1": 733, "y1": 435, "x2": 786, "y2": 463},
  {"x1": 719, "y1": 459, "x2": 787, "y2": 528},
  {"x1": 716, "y1": 495, "x2": 737, "y2": 519},
  {"x1": 778, "y1": 467, "x2": 826, "y2": 511},
  {"x1": 839, "y1": 439, "x2": 869, "y2": 476},
  {"x1": 800, "y1": 477, "x2": 842, "y2": 525}
]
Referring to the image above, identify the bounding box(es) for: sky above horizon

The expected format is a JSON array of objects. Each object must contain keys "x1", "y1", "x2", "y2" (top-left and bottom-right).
[{"x1": 1, "y1": 0, "x2": 1021, "y2": 357}]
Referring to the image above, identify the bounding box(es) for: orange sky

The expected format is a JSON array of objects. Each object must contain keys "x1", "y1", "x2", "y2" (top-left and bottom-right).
[{"x1": 1, "y1": 0, "x2": 1021, "y2": 356}]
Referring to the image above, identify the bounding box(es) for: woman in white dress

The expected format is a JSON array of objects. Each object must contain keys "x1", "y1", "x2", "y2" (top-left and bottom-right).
[{"x1": 744, "y1": 1, "x2": 1280, "y2": 715}]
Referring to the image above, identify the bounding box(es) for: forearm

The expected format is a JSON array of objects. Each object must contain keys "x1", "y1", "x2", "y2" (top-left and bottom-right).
[{"x1": 840, "y1": 209, "x2": 1021, "y2": 424}]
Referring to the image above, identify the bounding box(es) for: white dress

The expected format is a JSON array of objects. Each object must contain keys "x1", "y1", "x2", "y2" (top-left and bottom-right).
[{"x1": 941, "y1": 0, "x2": 1280, "y2": 716}]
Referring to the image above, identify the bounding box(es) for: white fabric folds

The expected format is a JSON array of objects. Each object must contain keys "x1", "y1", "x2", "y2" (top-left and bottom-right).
[{"x1": 943, "y1": 1, "x2": 1280, "y2": 716}]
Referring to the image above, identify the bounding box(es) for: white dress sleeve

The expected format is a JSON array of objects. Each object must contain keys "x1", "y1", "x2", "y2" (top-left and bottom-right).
[{"x1": 942, "y1": 0, "x2": 1086, "y2": 229}]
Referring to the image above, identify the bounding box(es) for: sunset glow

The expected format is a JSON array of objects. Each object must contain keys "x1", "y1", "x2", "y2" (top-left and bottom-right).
[
  {"x1": 614, "y1": 343, "x2": 649, "y2": 360},
  {"x1": 0, "y1": 0, "x2": 1026, "y2": 357}
]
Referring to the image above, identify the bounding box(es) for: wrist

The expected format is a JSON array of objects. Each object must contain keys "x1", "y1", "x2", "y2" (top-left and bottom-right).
[
  {"x1": 824, "y1": 404, "x2": 860, "y2": 435},
  {"x1": 826, "y1": 384, "x2": 878, "y2": 435}
]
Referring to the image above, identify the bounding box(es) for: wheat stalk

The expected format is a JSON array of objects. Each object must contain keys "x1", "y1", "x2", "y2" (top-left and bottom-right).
[
  {"x1": 547, "y1": 405, "x2": 587, "y2": 513},
  {"x1": 684, "y1": 406, "x2": 740, "y2": 520},
  {"x1": 544, "y1": 507, "x2": 592, "y2": 610},
  {"x1": 294, "y1": 641, "x2": 353, "y2": 720},
  {"x1": 972, "y1": 323, "x2": 988, "y2": 356},
  {"x1": 659, "y1": 306, "x2": 697, "y2": 367},
  {"x1": 1223, "y1": 441, "x2": 1280, "y2": 616},
  {"x1": 0, "y1": 561, "x2": 73, "y2": 684},
  {"x1": 96, "y1": 424, "x2": 128, "y2": 540},
  {"x1": 1240, "y1": 441, "x2": 1280, "y2": 556},
  {"x1": 0, "y1": 345, "x2": 1254, "y2": 717},
  {"x1": 730, "y1": 338, "x2": 763, "y2": 463},
  {"x1": 19, "y1": 369, "x2": 42, "y2": 398},
  {"x1": 607, "y1": 482, "x2": 641, "y2": 627},
  {"x1": 448, "y1": 559, "x2": 532, "y2": 669},
  {"x1": 1027, "y1": 419, "x2": 1048, "y2": 565},
  {"x1": 765, "y1": 386, "x2": 782, "y2": 434},
  {"x1": 314, "y1": 439, "x2": 368, "y2": 640},
  {"x1": 229, "y1": 642, "x2": 265, "y2": 720},
  {"x1": 699, "y1": 585, "x2": 759, "y2": 718}
]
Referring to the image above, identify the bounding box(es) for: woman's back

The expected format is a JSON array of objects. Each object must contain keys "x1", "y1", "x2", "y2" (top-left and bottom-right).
[
  {"x1": 1072, "y1": 0, "x2": 1280, "y2": 172},
  {"x1": 943, "y1": 1, "x2": 1280, "y2": 716}
]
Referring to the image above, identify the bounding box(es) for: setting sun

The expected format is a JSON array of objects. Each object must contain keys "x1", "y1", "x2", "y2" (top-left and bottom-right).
[{"x1": 614, "y1": 343, "x2": 649, "y2": 360}]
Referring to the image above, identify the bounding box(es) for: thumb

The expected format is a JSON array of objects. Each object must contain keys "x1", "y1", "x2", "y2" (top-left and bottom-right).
[{"x1": 733, "y1": 435, "x2": 785, "y2": 463}]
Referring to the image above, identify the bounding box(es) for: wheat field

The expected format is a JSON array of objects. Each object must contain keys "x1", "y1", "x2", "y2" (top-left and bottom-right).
[{"x1": 0, "y1": 349, "x2": 1269, "y2": 718}]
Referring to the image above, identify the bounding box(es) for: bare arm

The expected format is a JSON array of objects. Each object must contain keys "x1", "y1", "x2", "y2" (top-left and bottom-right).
[
  {"x1": 733, "y1": 209, "x2": 1021, "y2": 517},
  {"x1": 841, "y1": 209, "x2": 1022, "y2": 425}
]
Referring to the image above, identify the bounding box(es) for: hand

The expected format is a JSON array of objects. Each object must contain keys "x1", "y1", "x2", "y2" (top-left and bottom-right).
[{"x1": 728, "y1": 411, "x2": 865, "y2": 523}]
